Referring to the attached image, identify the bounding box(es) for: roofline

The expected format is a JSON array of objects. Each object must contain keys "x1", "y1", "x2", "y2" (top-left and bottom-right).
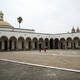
[
  {"x1": 14, "y1": 28, "x2": 35, "y2": 31},
  {"x1": 0, "y1": 27, "x2": 35, "y2": 31},
  {"x1": 0, "y1": 28, "x2": 79, "y2": 36}
]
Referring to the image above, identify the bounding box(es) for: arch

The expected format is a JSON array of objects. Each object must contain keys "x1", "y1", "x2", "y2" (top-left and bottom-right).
[
  {"x1": 26, "y1": 37, "x2": 32, "y2": 50},
  {"x1": 73, "y1": 37, "x2": 80, "y2": 49},
  {"x1": 66, "y1": 37, "x2": 72, "y2": 49},
  {"x1": 60, "y1": 38, "x2": 65, "y2": 49},
  {"x1": 1, "y1": 36, "x2": 8, "y2": 40},
  {"x1": 0, "y1": 36, "x2": 8, "y2": 51},
  {"x1": 50, "y1": 38, "x2": 53, "y2": 49},
  {"x1": 67, "y1": 37, "x2": 72, "y2": 40},
  {"x1": 55, "y1": 38, "x2": 59, "y2": 49},
  {"x1": 39, "y1": 38, "x2": 44, "y2": 49},
  {"x1": 18, "y1": 37, "x2": 24, "y2": 50},
  {"x1": 9, "y1": 36, "x2": 17, "y2": 50},
  {"x1": 33, "y1": 38, "x2": 38, "y2": 50},
  {"x1": 73, "y1": 37, "x2": 79, "y2": 40}
]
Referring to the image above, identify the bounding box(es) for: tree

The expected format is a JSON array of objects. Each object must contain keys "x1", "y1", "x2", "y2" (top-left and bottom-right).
[{"x1": 17, "y1": 17, "x2": 23, "y2": 28}]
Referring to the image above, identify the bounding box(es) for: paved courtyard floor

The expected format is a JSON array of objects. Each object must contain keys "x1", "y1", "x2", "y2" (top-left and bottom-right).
[
  {"x1": 0, "y1": 60, "x2": 80, "y2": 80},
  {"x1": 0, "y1": 50, "x2": 80, "y2": 70},
  {"x1": 0, "y1": 50, "x2": 80, "y2": 80}
]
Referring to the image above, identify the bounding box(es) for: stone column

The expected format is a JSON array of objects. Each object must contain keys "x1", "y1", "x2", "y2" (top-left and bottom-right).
[
  {"x1": 37, "y1": 40, "x2": 39, "y2": 50},
  {"x1": 32, "y1": 41, "x2": 34, "y2": 50},
  {"x1": 58, "y1": 41, "x2": 60, "y2": 49},
  {"x1": 12, "y1": 40, "x2": 15, "y2": 50},
  {"x1": 2, "y1": 40, "x2": 4, "y2": 50},
  {"x1": 72, "y1": 40, "x2": 74, "y2": 49},
  {"x1": 31, "y1": 40, "x2": 33, "y2": 50},
  {"x1": 48, "y1": 40, "x2": 50, "y2": 49},
  {"x1": 43, "y1": 40, "x2": 45, "y2": 49},
  {"x1": 65, "y1": 40, "x2": 67, "y2": 49},
  {"x1": 66, "y1": 40, "x2": 68, "y2": 49},
  {"x1": 8, "y1": 40, "x2": 10, "y2": 51},
  {"x1": 16, "y1": 40, "x2": 18, "y2": 51}
]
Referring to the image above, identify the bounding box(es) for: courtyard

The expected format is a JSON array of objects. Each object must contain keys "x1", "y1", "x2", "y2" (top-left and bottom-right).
[
  {"x1": 0, "y1": 50, "x2": 80, "y2": 80},
  {"x1": 0, "y1": 49, "x2": 80, "y2": 70}
]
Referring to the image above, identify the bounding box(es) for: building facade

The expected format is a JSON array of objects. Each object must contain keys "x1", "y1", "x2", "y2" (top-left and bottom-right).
[{"x1": 0, "y1": 11, "x2": 80, "y2": 51}]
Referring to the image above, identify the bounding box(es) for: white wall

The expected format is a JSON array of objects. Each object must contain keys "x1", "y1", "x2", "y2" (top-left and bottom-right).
[{"x1": 0, "y1": 28, "x2": 80, "y2": 41}]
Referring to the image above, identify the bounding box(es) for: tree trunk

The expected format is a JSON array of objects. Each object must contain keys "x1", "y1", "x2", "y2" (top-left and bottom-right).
[{"x1": 19, "y1": 23, "x2": 20, "y2": 28}]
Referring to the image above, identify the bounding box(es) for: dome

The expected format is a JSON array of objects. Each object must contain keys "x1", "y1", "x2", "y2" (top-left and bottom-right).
[
  {"x1": 0, "y1": 11, "x2": 13, "y2": 28},
  {"x1": 0, "y1": 20, "x2": 12, "y2": 27}
]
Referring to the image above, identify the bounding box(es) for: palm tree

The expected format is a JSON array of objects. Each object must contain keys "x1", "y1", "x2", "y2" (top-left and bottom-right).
[{"x1": 17, "y1": 17, "x2": 23, "y2": 28}]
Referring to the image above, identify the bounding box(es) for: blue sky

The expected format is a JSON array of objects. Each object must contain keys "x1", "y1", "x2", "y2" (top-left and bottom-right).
[{"x1": 0, "y1": 0, "x2": 80, "y2": 33}]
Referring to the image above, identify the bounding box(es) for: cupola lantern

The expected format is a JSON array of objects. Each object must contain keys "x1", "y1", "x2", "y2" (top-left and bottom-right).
[{"x1": 0, "y1": 11, "x2": 4, "y2": 21}]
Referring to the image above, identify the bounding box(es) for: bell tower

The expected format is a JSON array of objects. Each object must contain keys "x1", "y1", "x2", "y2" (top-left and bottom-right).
[{"x1": 0, "y1": 11, "x2": 4, "y2": 21}]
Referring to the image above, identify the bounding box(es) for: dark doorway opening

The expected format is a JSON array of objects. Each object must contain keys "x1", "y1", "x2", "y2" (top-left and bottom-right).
[
  {"x1": 35, "y1": 42, "x2": 37, "y2": 49},
  {"x1": 50, "y1": 39, "x2": 53, "y2": 49},
  {"x1": 46, "y1": 42, "x2": 48, "y2": 46},
  {"x1": 0, "y1": 41, "x2": 2, "y2": 50},
  {"x1": 22, "y1": 41, "x2": 24, "y2": 49},
  {"x1": 55, "y1": 39, "x2": 59, "y2": 49},
  {"x1": 74, "y1": 42, "x2": 75, "y2": 49},
  {"x1": 39, "y1": 44, "x2": 41, "y2": 49},
  {"x1": 4, "y1": 40, "x2": 7, "y2": 51},
  {"x1": 61, "y1": 43, "x2": 63, "y2": 49},
  {"x1": 28, "y1": 41, "x2": 31, "y2": 49}
]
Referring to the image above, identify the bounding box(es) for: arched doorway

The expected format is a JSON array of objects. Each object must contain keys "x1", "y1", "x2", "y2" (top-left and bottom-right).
[
  {"x1": 66, "y1": 37, "x2": 72, "y2": 49},
  {"x1": 60, "y1": 38, "x2": 65, "y2": 49},
  {"x1": 18, "y1": 37, "x2": 24, "y2": 50},
  {"x1": 45, "y1": 38, "x2": 49, "y2": 49},
  {"x1": 1, "y1": 36, "x2": 8, "y2": 51},
  {"x1": 50, "y1": 38, "x2": 53, "y2": 49},
  {"x1": 73, "y1": 37, "x2": 80, "y2": 49},
  {"x1": 55, "y1": 38, "x2": 59, "y2": 49},
  {"x1": 9, "y1": 36, "x2": 17, "y2": 51},
  {"x1": 39, "y1": 38, "x2": 44, "y2": 49},
  {"x1": 33, "y1": 38, "x2": 38, "y2": 50},
  {"x1": 26, "y1": 37, "x2": 32, "y2": 50}
]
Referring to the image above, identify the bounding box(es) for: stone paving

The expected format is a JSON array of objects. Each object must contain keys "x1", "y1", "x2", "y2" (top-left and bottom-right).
[
  {"x1": 0, "y1": 50, "x2": 80, "y2": 70},
  {"x1": 0, "y1": 60, "x2": 80, "y2": 80}
]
